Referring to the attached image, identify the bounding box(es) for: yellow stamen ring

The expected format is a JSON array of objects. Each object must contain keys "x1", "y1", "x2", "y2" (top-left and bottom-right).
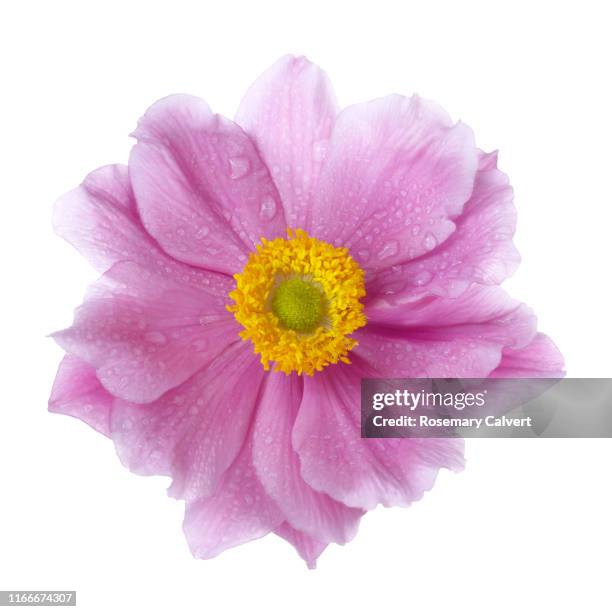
[{"x1": 228, "y1": 229, "x2": 367, "y2": 375}]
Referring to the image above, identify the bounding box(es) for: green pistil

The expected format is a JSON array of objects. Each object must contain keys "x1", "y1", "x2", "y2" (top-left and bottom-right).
[{"x1": 271, "y1": 277, "x2": 325, "y2": 333}]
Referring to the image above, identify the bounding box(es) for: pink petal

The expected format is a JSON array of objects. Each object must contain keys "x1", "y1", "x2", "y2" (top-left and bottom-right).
[
  {"x1": 53, "y1": 164, "x2": 231, "y2": 293},
  {"x1": 295, "y1": 361, "x2": 464, "y2": 510},
  {"x1": 53, "y1": 261, "x2": 238, "y2": 403},
  {"x1": 367, "y1": 150, "x2": 520, "y2": 299},
  {"x1": 491, "y1": 333, "x2": 565, "y2": 377},
  {"x1": 129, "y1": 94, "x2": 286, "y2": 275},
  {"x1": 356, "y1": 286, "x2": 537, "y2": 381},
  {"x1": 111, "y1": 342, "x2": 265, "y2": 501},
  {"x1": 310, "y1": 95, "x2": 478, "y2": 270},
  {"x1": 252, "y1": 371, "x2": 363, "y2": 544},
  {"x1": 235, "y1": 55, "x2": 338, "y2": 229},
  {"x1": 365, "y1": 284, "x2": 536, "y2": 356},
  {"x1": 48, "y1": 354, "x2": 113, "y2": 436},
  {"x1": 274, "y1": 522, "x2": 328, "y2": 569},
  {"x1": 353, "y1": 327, "x2": 501, "y2": 379},
  {"x1": 183, "y1": 437, "x2": 284, "y2": 560}
]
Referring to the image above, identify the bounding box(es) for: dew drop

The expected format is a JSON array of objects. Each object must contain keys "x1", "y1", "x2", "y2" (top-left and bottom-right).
[
  {"x1": 199, "y1": 313, "x2": 221, "y2": 325},
  {"x1": 229, "y1": 156, "x2": 251, "y2": 179},
  {"x1": 312, "y1": 140, "x2": 328, "y2": 162},
  {"x1": 358, "y1": 249, "x2": 371, "y2": 262},
  {"x1": 192, "y1": 339, "x2": 208, "y2": 352},
  {"x1": 414, "y1": 270, "x2": 433, "y2": 286},
  {"x1": 423, "y1": 232, "x2": 437, "y2": 251},
  {"x1": 379, "y1": 240, "x2": 399, "y2": 259},
  {"x1": 144, "y1": 331, "x2": 167, "y2": 345},
  {"x1": 196, "y1": 226, "x2": 210, "y2": 239},
  {"x1": 259, "y1": 196, "x2": 277, "y2": 221}
]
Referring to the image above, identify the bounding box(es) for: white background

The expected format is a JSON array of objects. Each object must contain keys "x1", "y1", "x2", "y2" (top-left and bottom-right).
[{"x1": 1, "y1": 1, "x2": 611, "y2": 610}]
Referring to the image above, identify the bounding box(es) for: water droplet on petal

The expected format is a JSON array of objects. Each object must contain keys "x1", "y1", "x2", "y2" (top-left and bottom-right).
[
  {"x1": 423, "y1": 232, "x2": 437, "y2": 251},
  {"x1": 144, "y1": 331, "x2": 167, "y2": 345},
  {"x1": 259, "y1": 196, "x2": 277, "y2": 221},
  {"x1": 199, "y1": 313, "x2": 221, "y2": 325},
  {"x1": 313, "y1": 140, "x2": 328, "y2": 162},
  {"x1": 414, "y1": 270, "x2": 433, "y2": 286},
  {"x1": 229, "y1": 156, "x2": 250, "y2": 179},
  {"x1": 358, "y1": 249, "x2": 370, "y2": 262},
  {"x1": 192, "y1": 339, "x2": 208, "y2": 352},
  {"x1": 379, "y1": 240, "x2": 399, "y2": 259},
  {"x1": 196, "y1": 226, "x2": 210, "y2": 239}
]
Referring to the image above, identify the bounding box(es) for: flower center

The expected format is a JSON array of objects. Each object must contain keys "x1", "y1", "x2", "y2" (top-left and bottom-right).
[
  {"x1": 271, "y1": 277, "x2": 326, "y2": 333},
  {"x1": 228, "y1": 229, "x2": 367, "y2": 375}
]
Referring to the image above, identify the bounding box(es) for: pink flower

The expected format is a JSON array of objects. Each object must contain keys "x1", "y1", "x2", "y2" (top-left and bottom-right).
[{"x1": 49, "y1": 56, "x2": 563, "y2": 568}]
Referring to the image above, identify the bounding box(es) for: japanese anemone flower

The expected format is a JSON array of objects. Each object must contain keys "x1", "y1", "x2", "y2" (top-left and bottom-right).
[{"x1": 49, "y1": 55, "x2": 564, "y2": 568}]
